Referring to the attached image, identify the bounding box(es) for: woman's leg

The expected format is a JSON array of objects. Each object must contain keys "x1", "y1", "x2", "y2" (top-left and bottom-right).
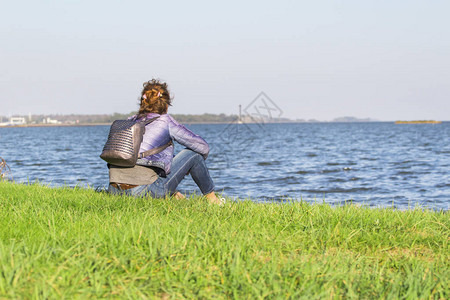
[
  {"x1": 166, "y1": 149, "x2": 215, "y2": 194},
  {"x1": 146, "y1": 149, "x2": 215, "y2": 197},
  {"x1": 111, "y1": 149, "x2": 221, "y2": 203}
]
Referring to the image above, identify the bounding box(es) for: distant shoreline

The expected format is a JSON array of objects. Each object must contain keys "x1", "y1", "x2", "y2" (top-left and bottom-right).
[
  {"x1": 0, "y1": 123, "x2": 112, "y2": 128},
  {"x1": 0, "y1": 121, "x2": 370, "y2": 128},
  {"x1": 0, "y1": 121, "x2": 447, "y2": 128},
  {"x1": 0, "y1": 122, "x2": 233, "y2": 128}
]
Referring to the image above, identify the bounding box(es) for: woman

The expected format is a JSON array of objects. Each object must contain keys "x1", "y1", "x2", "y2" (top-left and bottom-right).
[{"x1": 108, "y1": 79, "x2": 222, "y2": 204}]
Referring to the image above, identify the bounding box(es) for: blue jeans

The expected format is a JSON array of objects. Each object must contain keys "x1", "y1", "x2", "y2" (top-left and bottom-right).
[{"x1": 108, "y1": 149, "x2": 215, "y2": 197}]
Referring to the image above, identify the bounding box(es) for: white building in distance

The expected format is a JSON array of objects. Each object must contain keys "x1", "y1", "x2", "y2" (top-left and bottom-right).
[
  {"x1": 0, "y1": 117, "x2": 26, "y2": 126},
  {"x1": 43, "y1": 117, "x2": 61, "y2": 124}
]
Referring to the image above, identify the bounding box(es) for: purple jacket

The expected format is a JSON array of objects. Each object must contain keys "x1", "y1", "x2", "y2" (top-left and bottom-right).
[{"x1": 134, "y1": 113, "x2": 210, "y2": 175}]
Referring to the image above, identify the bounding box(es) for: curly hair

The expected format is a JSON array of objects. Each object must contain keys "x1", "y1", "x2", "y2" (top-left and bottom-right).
[{"x1": 138, "y1": 79, "x2": 172, "y2": 116}]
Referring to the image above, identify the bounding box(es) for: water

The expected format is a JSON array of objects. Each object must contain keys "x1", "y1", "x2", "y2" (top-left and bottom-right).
[{"x1": 0, "y1": 122, "x2": 449, "y2": 210}]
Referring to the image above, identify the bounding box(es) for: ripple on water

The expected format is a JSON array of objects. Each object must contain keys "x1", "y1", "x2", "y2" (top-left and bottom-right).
[
  {"x1": 392, "y1": 160, "x2": 414, "y2": 166},
  {"x1": 328, "y1": 178, "x2": 346, "y2": 183},
  {"x1": 257, "y1": 161, "x2": 279, "y2": 166},
  {"x1": 294, "y1": 170, "x2": 313, "y2": 175},
  {"x1": 396, "y1": 171, "x2": 413, "y2": 175},
  {"x1": 435, "y1": 150, "x2": 450, "y2": 154},
  {"x1": 361, "y1": 157, "x2": 378, "y2": 161},
  {"x1": 321, "y1": 168, "x2": 341, "y2": 174},
  {"x1": 300, "y1": 187, "x2": 374, "y2": 194},
  {"x1": 435, "y1": 183, "x2": 450, "y2": 188}
]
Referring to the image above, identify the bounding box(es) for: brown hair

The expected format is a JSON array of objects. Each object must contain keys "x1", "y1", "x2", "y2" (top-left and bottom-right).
[{"x1": 138, "y1": 79, "x2": 172, "y2": 116}]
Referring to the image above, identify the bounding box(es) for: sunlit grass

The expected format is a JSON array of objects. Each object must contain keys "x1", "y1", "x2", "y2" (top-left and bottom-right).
[{"x1": 0, "y1": 181, "x2": 448, "y2": 299}]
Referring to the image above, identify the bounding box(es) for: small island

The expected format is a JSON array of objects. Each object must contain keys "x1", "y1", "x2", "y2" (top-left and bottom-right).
[{"x1": 395, "y1": 120, "x2": 442, "y2": 124}]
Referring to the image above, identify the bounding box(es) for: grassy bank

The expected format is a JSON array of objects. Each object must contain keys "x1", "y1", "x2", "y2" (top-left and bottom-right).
[{"x1": 0, "y1": 181, "x2": 448, "y2": 299}]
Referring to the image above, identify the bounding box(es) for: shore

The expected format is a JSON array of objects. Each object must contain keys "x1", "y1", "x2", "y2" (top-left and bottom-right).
[
  {"x1": 0, "y1": 181, "x2": 448, "y2": 298},
  {"x1": 0, "y1": 122, "x2": 237, "y2": 128},
  {"x1": 0, "y1": 123, "x2": 112, "y2": 128},
  {"x1": 1, "y1": 120, "x2": 448, "y2": 128}
]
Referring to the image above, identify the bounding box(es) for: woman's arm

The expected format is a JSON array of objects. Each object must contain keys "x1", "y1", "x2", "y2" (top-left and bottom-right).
[{"x1": 166, "y1": 115, "x2": 210, "y2": 159}]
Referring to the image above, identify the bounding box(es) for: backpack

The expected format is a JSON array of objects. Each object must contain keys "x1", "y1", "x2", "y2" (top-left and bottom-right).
[{"x1": 100, "y1": 116, "x2": 172, "y2": 167}]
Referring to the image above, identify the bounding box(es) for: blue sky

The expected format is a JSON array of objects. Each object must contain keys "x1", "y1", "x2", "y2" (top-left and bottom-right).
[{"x1": 1, "y1": 0, "x2": 449, "y2": 121}]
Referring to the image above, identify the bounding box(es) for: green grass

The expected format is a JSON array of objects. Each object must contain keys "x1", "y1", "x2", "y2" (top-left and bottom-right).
[{"x1": 0, "y1": 181, "x2": 448, "y2": 299}]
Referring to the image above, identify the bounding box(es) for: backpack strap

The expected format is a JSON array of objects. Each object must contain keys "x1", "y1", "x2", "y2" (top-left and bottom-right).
[
  {"x1": 131, "y1": 115, "x2": 159, "y2": 124},
  {"x1": 136, "y1": 115, "x2": 172, "y2": 158},
  {"x1": 138, "y1": 140, "x2": 173, "y2": 158},
  {"x1": 140, "y1": 116, "x2": 159, "y2": 125}
]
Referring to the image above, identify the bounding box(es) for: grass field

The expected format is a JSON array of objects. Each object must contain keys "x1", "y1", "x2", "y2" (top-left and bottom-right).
[{"x1": 0, "y1": 181, "x2": 448, "y2": 299}]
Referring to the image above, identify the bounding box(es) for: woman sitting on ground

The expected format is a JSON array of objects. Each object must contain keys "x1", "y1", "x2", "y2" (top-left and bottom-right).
[{"x1": 108, "y1": 79, "x2": 222, "y2": 204}]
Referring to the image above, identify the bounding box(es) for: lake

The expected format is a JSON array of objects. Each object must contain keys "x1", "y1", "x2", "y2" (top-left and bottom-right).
[{"x1": 0, "y1": 122, "x2": 449, "y2": 210}]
